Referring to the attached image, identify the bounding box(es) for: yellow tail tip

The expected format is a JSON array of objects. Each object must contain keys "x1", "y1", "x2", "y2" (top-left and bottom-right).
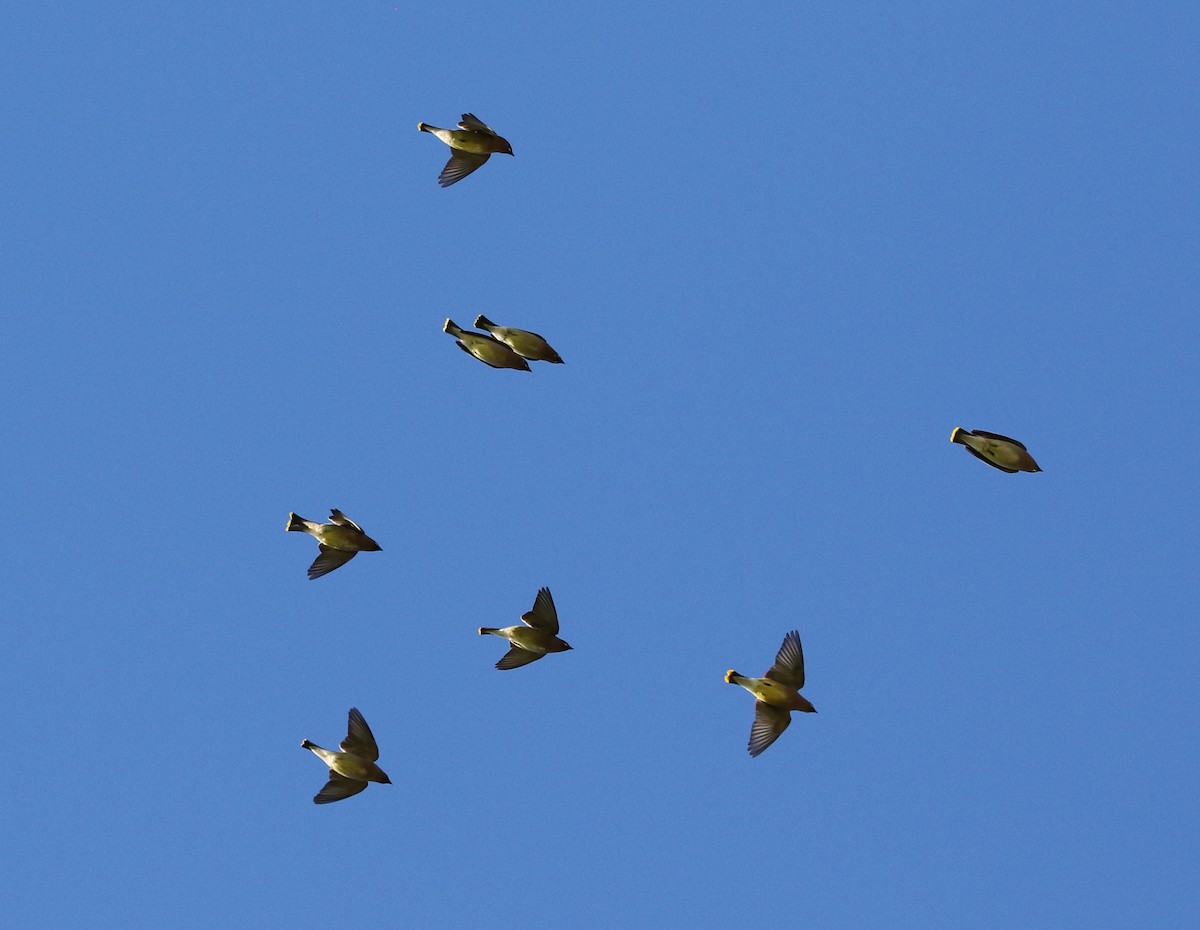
[
  {"x1": 725, "y1": 669, "x2": 737, "y2": 683},
  {"x1": 950, "y1": 427, "x2": 964, "y2": 443}
]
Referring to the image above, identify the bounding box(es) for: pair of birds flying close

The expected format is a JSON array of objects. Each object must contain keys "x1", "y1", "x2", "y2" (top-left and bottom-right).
[
  {"x1": 418, "y1": 113, "x2": 513, "y2": 188},
  {"x1": 443, "y1": 315, "x2": 563, "y2": 371}
]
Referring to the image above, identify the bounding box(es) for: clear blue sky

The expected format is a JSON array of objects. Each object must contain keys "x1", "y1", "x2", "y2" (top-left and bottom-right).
[{"x1": 3, "y1": 3, "x2": 1197, "y2": 927}]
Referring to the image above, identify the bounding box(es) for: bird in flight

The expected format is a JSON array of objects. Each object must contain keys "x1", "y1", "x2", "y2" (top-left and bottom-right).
[
  {"x1": 417, "y1": 113, "x2": 513, "y2": 187},
  {"x1": 286, "y1": 509, "x2": 382, "y2": 579},
  {"x1": 950, "y1": 427, "x2": 1042, "y2": 473},
  {"x1": 726, "y1": 629, "x2": 816, "y2": 757},
  {"x1": 479, "y1": 587, "x2": 573, "y2": 669},
  {"x1": 300, "y1": 707, "x2": 392, "y2": 804},
  {"x1": 474, "y1": 315, "x2": 564, "y2": 364},
  {"x1": 443, "y1": 318, "x2": 531, "y2": 371}
]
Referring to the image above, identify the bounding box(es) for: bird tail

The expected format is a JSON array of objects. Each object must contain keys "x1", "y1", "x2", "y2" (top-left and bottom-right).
[
  {"x1": 287, "y1": 513, "x2": 309, "y2": 532},
  {"x1": 950, "y1": 427, "x2": 967, "y2": 444},
  {"x1": 725, "y1": 669, "x2": 742, "y2": 684},
  {"x1": 474, "y1": 314, "x2": 495, "y2": 329},
  {"x1": 300, "y1": 739, "x2": 314, "y2": 749},
  {"x1": 417, "y1": 122, "x2": 432, "y2": 133},
  {"x1": 479, "y1": 627, "x2": 500, "y2": 636},
  {"x1": 443, "y1": 318, "x2": 462, "y2": 336}
]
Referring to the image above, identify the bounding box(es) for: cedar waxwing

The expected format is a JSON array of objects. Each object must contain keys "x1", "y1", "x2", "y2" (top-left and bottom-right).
[
  {"x1": 950, "y1": 427, "x2": 1042, "y2": 474},
  {"x1": 301, "y1": 707, "x2": 391, "y2": 804},
  {"x1": 473, "y1": 315, "x2": 564, "y2": 364},
  {"x1": 286, "y1": 509, "x2": 382, "y2": 580},
  {"x1": 726, "y1": 630, "x2": 816, "y2": 757},
  {"x1": 479, "y1": 587, "x2": 572, "y2": 670},
  {"x1": 443, "y1": 318, "x2": 531, "y2": 371},
  {"x1": 417, "y1": 113, "x2": 513, "y2": 187}
]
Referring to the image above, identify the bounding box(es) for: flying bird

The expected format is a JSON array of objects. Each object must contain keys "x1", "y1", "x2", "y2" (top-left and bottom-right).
[
  {"x1": 474, "y1": 315, "x2": 564, "y2": 364},
  {"x1": 443, "y1": 318, "x2": 531, "y2": 371},
  {"x1": 417, "y1": 113, "x2": 513, "y2": 187},
  {"x1": 726, "y1": 630, "x2": 816, "y2": 757},
  {"x1": 300, "y1": 707, "x2": 392, "y2": 804},
  {"x1": 479, "y1": 587, "x2": 572, "y2": 669},
  {"x1": 950, "y1": 427, "x2": 1042, "y2": 474},
  {"x1": 286, "y1": 509, "x2": 382, "y2": 579}
]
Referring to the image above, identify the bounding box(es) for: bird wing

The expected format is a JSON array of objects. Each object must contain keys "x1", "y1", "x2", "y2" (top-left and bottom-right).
[
  {"x1": 962, "y1": 444, "x2": 1019, "y2": 473},
  {"x1": 341, "y1": 707, "x2": 380, "y2": 761},
  {"x1": 764, "y1": 629, "x2": 805, "y2": 689},
  {"x1": 496, "y1": 645, "x2": 545, "y2": 670},
  {"x1": 749, "y1": 701, "x2": 792, "y2": 757},
  {"x1": 458, "y1": 113, "x2": 496, "y2": 135},
  {"x1": 969, "y1": 430, "x2": 1028, "y2": 450},
  {"x1": 439, "y1": 151, "x2": 490, "y2": 187},
  {"x1": 308, "y1": 546, "x2": 357, "y2": 579},
  {"x1": 314, "y1": 771, "x2": 369, "y2": 804},
  {"x1": 328, "y1": 509, "x2": 365, "y2": 532},
  {"x1": 521, "y1": 587, "x2": 559, "y2": 634}
]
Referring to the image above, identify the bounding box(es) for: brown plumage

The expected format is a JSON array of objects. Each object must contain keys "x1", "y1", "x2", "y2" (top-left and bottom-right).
[
  {"x1": 286, "y1": 510, "x2": 382, "y2": 580},
  {"x1": 473, "y1": 315, "x2": 563, "y2": 364},
  {"x1": 417, "y1": 113, "x2": 513, "y2": 187},
  {"x1": 725, "y1": 630, "x2": 816, "y2": 757},
  {"x1": 478, "y1": 587, "x2": 572, "y2": 670},
  {"x1": 300, "y1": 708, "x2": 392, "y2": 804},
  {"x1": 950, "y1": 427, "x2": 1042, "y2": 473},
  {"x1": 443, "y1": 318, "x2": 531, "y2": 371}
]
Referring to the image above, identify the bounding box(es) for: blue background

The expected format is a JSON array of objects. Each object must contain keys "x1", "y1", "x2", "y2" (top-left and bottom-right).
[{"x1": 3, "y1": 2, "x2": 1197, "y2": 927}]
